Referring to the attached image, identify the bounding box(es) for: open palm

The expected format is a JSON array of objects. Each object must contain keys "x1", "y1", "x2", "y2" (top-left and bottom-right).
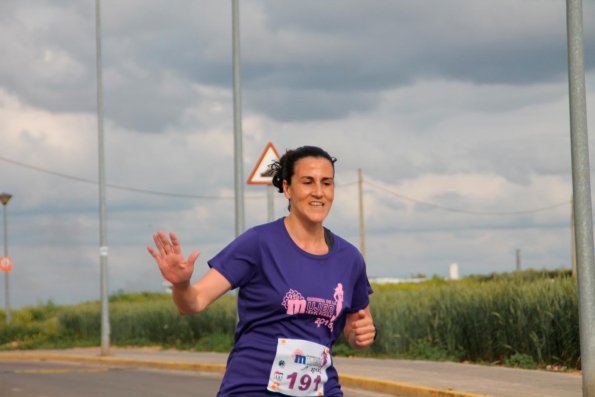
[{"x1": 147, "y1": 231, "x2": 200, "y2": 285}]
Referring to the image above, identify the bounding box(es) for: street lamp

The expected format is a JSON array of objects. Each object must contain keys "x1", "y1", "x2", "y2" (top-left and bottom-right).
[
  {"x1": 95, "y1": 0, "x2": 110, "y2": 356},
  {"x1": 0, "y1": 192, "x2": 12, "y2": 324}
]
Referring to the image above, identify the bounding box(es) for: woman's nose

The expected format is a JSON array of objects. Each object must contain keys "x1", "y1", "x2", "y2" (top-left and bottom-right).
[{"x1": 311, "y1": 183, "x2": 323, "y2": 197}]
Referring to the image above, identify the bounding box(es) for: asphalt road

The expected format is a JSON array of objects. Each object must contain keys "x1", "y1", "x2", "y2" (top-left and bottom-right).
[{"x1": 0, "y1": 360, "x2": 395, "y2": 397}]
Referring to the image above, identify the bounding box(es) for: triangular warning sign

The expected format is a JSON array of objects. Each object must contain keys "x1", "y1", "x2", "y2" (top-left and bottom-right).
[{"x1": 247, "y1": 142, "x2": 281, "y2": 185}]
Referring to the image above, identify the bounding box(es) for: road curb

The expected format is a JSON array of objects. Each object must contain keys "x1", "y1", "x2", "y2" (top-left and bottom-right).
[
  {"x1": 0, "y1": 353, "x2": 490, "y2": 397},
  {"x1": 340, "y1": 374, "x2": 490, "y2": 397},
  {"x1": 0, "y1": 353, "x2": 226, "y2": 374}
]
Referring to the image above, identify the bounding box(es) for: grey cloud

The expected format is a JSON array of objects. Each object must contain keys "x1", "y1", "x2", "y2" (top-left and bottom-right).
[
  {"x1": 246, "y1": 88, "x2": 378, "y2": 122},
  {"x1": 2, "y1": 1, "x2": 593, "y2": 127},
  {"x1": 0, "y1": 2, "x2": 96, "y2": 109},
  {"x1": 236, "y1": 1, "x2": 593, "y2": 121},
  {"x1": 0, "y1": 1, "x2": 232, "y2": 132},
  {"x1": 0, "y1": 0, "x2": 595, "y2": 127},
  {"x1": 102, "y1": 69, "x2": 198, "y2": 133},
  {"x1": 256, "y1": 0, "x2": 593, "y2": 85}
]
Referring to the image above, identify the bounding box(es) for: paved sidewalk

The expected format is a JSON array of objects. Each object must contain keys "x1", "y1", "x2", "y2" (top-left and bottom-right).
[{"x1": 0, "y1": 348, "x2": 582, "y2": 397}]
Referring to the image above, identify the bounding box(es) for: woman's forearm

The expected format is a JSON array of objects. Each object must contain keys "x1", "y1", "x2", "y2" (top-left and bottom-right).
[
  {"x1": 171, "y1": 280, "x2": 202, "y2": 315},
  {"x1": 170, "y1": 269, "x2": 233, "y2": 315}
]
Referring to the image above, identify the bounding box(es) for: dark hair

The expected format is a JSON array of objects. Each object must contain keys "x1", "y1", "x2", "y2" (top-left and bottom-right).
[{"x1": 270, "y1": 146, "x2": 337, "y2": 194}]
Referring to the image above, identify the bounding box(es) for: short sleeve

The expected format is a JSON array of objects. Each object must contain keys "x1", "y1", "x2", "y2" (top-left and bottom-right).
[
  {"x1": 350, "y1": 257, "x2": 374, "y2": 312},
  {"x1": 207, "y1": 228, "x2": 260, "y2": 289}
]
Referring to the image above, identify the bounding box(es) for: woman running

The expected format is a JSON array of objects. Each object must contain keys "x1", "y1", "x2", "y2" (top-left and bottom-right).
[{"x1": 147, "y1": 145, "x2": 375, "y2": 396}]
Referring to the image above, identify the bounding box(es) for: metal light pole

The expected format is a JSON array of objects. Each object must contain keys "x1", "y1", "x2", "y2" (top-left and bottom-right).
[
  {"x1": 571, "y1": 196, "x2": 577, "y2": 278},
  {"x1": 0, "y1": 193, "x2": 12, "y2": 325},
  {"x1": 566, "y1": 0, "x2": 594, "y2": 394},
  {"x1": 358, "y1": 169, "x2": 366, "y2": 261},
  {"x1": 95, "y1": 0, "x2": 110, "y2": 356},
  {"x1": 232, "y1": 0, "x2": 245, "y2": 237}
]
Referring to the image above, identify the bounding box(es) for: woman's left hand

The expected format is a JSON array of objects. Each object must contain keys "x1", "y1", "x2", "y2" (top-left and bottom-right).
[{"x1": 345, "y1": 307, "x2": 375, "y2": 349}]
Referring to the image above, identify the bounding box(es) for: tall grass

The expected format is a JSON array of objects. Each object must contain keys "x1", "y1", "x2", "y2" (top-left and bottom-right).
[
  {"x1": 58, "y1": 295, "x2": 237, "y2": 349},
  {"x1": 0, "y1": 295, "x2": 236, "y2": 351},
  {"x1": 0, "y1": 272, "x2": 581, "y2": 369},
  {"x1": 367, "y1": 276, "x2": 579, "y2": 367}
]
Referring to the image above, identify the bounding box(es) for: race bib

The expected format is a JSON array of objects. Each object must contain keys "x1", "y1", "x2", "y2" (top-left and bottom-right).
[{"x1": 267, "y1": 338, "x2": 332, "y2": 396}]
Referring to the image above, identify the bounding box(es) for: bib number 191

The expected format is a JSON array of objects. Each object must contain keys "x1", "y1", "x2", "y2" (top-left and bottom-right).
[
  {"x1": 268, "y1": 338, "x2": 331, "y2": 396},
  {"x1": 287, "y1": 373, "x2": 322, "y2": 392}
]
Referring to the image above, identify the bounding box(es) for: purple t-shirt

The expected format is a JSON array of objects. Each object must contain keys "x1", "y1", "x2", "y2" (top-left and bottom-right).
[{"x1": 208, "y1": 218, "x2": 373, "y2": 397}]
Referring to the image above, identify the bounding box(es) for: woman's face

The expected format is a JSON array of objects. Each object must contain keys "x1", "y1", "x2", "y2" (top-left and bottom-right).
[{"x1": 283, "y1": 156, "x2": 335, "y2": 226}]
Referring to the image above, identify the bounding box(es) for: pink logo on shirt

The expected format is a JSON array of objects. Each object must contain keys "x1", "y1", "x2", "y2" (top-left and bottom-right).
[
  {"x1": 282, "y1": 289, "x2": 306, "y2": 315},
  {"x1": 282, "y1": 283, "x2": 344, "y2": 332}
]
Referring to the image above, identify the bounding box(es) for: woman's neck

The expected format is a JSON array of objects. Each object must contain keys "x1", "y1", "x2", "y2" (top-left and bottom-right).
[{"x1": 284, "y1": 215, "x2": 328, "y2": 255}]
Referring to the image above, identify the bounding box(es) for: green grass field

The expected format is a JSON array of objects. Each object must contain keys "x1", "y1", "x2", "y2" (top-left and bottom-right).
[{"x1": 0, "y1": 269, "x2": 579, "y2": 370}]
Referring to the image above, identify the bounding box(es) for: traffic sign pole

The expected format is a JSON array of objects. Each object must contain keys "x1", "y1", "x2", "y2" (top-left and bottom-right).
[{"x1": 267, "y1": 184, "x2": 275, "y2": 222}]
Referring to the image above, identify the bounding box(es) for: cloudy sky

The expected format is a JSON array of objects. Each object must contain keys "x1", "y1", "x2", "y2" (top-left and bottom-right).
[{"x1": 0, "y1": 0, "x2": 594, "y2": 308}]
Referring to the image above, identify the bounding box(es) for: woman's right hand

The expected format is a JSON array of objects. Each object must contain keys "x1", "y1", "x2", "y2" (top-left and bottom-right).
[{"x1": 147, "y1": 231, "x2": 200, "y2": 286}]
